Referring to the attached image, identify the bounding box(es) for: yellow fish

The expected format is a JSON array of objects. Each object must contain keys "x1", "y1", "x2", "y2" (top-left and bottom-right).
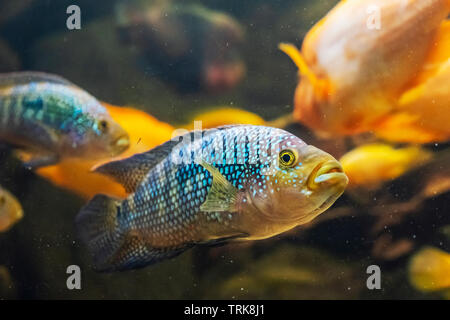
[
  {"x1": 0, "y1": 186, "x2": 23, "y2": 232},
  {"x1": 184, "y1": 107, "x2": 265, "y2": 130},
  {"x1": 409, "y1": 247, "x2": 450, "y2": 298},
  {"x1": 339, "y1": 143, "x2": 432, "y2": 189},
  {"x1": 280, "y1": 0, "x2": 450, "y2": 139},
  {"x1": 36, "y1": 104, "x2": 175, "y2": 199}
]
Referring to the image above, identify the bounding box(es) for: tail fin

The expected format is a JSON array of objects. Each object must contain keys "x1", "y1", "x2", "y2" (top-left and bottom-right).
[{"x1": 76, "y1": 194, "x2": 124, "y2": 272}]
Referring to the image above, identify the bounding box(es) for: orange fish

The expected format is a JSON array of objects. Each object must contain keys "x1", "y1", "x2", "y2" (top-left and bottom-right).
[
  {"x1": 184, "y1": 107, "x2": 265, "y2": 130},
  {"x1": 280, "y1": 0, "x2": 450, "y2": 140},
  {"x1": 36, "y1": 104, "x2": 174, "y2": 199},
  {"x1": 375, "y1": 20, "x2": 450, "y2": 143},
  {"x1": 409, "y1": 247, "x2": 450, "y2": 297},
  {"x1": 339, "y1": 143, "x2": 432, "y2": 189}
]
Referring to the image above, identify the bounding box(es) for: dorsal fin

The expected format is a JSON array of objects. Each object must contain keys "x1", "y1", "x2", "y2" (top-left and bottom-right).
[
  {"x1": 95, "y1": 139, "x2": 182, "y2": 193},
  {"x1": 0, "y1": 71, "x2": 74, "y2": 88}
]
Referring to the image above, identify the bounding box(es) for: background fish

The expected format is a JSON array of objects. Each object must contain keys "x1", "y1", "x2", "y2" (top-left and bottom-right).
[
  {"x1": 0, "y1": 185, "x2": 23, "y2": 232},
  {"x1": 116, "y1": 1, "x2": 245, "y2": 93},
  {"x1": 409, "y1": 246, "x2": 450, "y2": 299},
  {"x1": 77, "y1": 125, "x2": 348, "y2": 271},
  {"x1": 280, "y1": 0, "x2": 450, "y2": 139},
  {"x1": 0, "y1": 72, "x2": 129, "y2": 168},
  {"x1": 183, "y1": 107, "x2": 265, "y2": 130},
  {"x1": 36, "y1": 103, "x2": 175, "y2": 199},
  {"x1": 340, "y1": 143, "x2": 433, "y2": 190}
]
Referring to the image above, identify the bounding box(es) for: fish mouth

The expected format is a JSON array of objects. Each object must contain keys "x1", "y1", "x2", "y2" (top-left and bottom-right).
[
  {"x1": 307, "y1": 189, "x2": 345, "y2": 220},
  {"x1": 111, "y1": 135, "x2": 130, "y2": 153},
  {"x1": 307, "y1": 160, "x2": 348, "y2": 189}
]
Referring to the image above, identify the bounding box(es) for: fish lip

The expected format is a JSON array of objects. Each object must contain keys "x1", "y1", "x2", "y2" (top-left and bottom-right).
[
  {"x1": 111, "y1": 135, "x2": 130, "y2": 152},
  {"x1": 314, "y1": 171, "x2": 348, "y2": 185},
  {"x1": 308, "y1": 160, "x2": 346, "y2": 189}
]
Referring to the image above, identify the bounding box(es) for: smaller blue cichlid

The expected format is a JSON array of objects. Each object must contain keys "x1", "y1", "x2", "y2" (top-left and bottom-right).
[
  {"x1": 0, "y1": 72, "x2": 129, "y2": 168},
  {"x1": 77, "y1": 125, "x2": 348, "y2": 272}
]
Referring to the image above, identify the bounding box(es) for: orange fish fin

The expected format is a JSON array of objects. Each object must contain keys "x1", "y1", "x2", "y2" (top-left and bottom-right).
[
  {"x1": 278, "y1": 42, "x2": 330, "y2": 98},
  {"x1": 397, "y1": 82, "x2": 426, "y2": 107},
  {"x1": 412, "y1": 19, "x2": 450, "y2": 84},
  {"x1": 374, "y1": 113, "x2": 445, "y2": 143}
]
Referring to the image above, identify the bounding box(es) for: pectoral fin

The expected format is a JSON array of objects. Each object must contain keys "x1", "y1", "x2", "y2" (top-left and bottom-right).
[
  {"x1": 17, "y1": 152, "x2": 59, "y2": 169},
  {"x1": 199, "y1": 161, "x2": 238, "y2": 212}
]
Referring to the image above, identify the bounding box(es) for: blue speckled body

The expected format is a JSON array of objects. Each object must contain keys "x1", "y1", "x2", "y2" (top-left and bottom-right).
[
  {"x1": 121, "y1": 126, "x2": 301, "y2": 242},
  {"x1": 0, "y1": 72, "x2": 129, "y2": 167},
  {"x1": 0, "y1": 81, "x2": 105, "y2": 151},
  {"x1": 80, "y1": 125, "x2": 317, "y2": 271}
]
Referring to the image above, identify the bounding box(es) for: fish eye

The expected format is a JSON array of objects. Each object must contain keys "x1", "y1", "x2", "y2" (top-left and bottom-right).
[
  {"x1": 98, "y1": 120, "x2": 109, "y2": 134},
  {"x1": 0, "y1": 195, "x2": 5, "y2": 207},
  {"x1": 279, "y1": 149, "x2": 297, "y2": 168}
]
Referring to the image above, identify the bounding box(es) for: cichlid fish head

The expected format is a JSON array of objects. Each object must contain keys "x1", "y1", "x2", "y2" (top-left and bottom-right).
[
  {"x1": 78, "y1": 112, "x2": 130, "y2": 158},
  {"x1": 242, "y1": 138, "x2": 348, "y2": 231},
  {"x1": 55, "y1": 89, "x2": 130, "y2": 159}
]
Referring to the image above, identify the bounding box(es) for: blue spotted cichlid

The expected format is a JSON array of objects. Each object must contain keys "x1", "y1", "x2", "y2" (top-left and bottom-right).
[
  {"x1": 77, "y1": 125, "x2": 348, "y2": 272},
  {"x1": 0, "y1": 72, "x2": 129, "y2": 168}
]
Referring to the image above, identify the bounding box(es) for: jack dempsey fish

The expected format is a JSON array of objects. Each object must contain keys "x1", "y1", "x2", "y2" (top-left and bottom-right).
[
  {"x1": 77, "y1": 125, "x2": 348, "y2": 271},
  {"x1": 0, "y1": 72, "x2": 129, "y2": 168}
]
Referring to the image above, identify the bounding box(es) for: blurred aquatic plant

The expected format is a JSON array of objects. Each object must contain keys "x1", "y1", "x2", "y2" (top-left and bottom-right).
[{"x1": 280, "y1": 0, "x2": 450, "y2": 143}]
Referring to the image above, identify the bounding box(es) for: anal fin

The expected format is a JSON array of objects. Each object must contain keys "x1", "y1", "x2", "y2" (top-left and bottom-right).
[{"x1": 107, "y1": 230, "x2": 194, "y2": 272}]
